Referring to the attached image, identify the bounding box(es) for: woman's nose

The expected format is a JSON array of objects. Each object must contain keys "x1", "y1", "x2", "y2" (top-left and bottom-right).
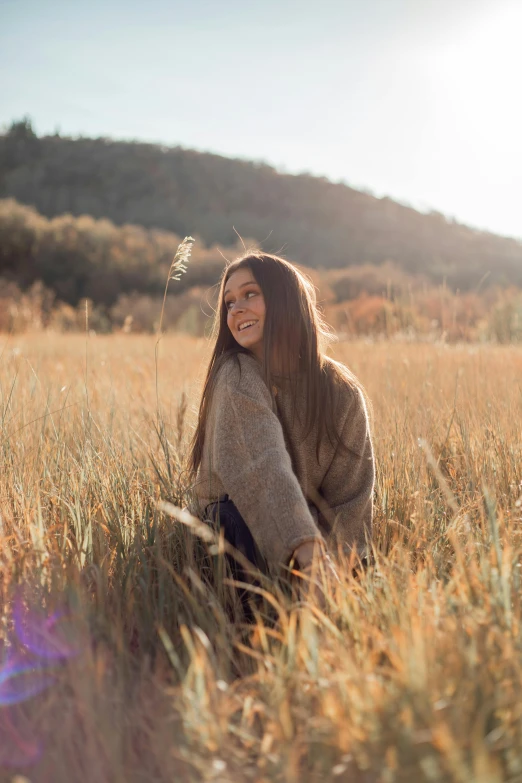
[{"x1": 231, "y1": 299, "x2": 246, "y2": 313}]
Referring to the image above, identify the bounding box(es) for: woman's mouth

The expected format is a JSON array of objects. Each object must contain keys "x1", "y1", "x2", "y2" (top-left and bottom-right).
[{"x1": 238, "y1": 320, "x2": 258, "y2": 332}]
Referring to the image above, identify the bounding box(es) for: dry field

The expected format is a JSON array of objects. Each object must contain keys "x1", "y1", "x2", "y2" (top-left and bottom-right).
[{"x1": 0, "y1": 333, "x2": 521, "y2": 783}]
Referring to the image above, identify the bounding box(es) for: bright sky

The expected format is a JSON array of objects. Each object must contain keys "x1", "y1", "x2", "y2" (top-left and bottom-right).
[{"x1": 1, "y1": 0, "x2": 521, "y2": 240}]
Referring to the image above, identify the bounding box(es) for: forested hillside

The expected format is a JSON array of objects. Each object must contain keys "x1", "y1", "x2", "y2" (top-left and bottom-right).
[
  {"x1": 2, "y1": 197, "x2": 521, "y2": 342},
  {"x1": 0, "y1": 198, "x2": 230, "y2": 305},
  {"x1": 2, "y1": 119, "x2": 521, "y2": 290}
]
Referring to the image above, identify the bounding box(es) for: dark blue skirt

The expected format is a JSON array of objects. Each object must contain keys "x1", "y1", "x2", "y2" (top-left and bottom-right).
[{"x1": 205, "y1": 495, "x2": 270, "y2": 621}]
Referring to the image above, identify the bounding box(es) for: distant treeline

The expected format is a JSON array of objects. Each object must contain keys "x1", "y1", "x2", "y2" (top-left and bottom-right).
[
  {"x1": 1, "y1": 197, "x2": 521, "y2": 343},
  {"x1": 2, "y1": 119, "x2": 522, "y2": 290},
  {"x1": 0, "y1": 197, "x2": 233, "y2": 306}
]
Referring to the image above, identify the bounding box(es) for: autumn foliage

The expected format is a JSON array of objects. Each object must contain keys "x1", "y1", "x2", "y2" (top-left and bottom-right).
[{"x1": 1, "y1": 197, "x2": 521, "y2": 341}]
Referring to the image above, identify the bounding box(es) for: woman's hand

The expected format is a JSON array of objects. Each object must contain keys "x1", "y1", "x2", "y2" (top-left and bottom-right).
[{"x1": 292, "y1": 541, "x2": 340, "y2": 611}]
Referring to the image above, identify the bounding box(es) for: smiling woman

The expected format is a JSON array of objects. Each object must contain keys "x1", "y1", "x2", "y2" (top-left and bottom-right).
[
  {"x1": 188, "y1": 253, "x2": 375, "y2": 618},
  {"x1": 223, "y1": 268, "x2": 266, "y2": 360}
]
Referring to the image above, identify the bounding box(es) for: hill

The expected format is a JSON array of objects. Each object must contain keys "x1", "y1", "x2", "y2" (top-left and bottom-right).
[
  {"x1": 1, "y1": 119, "x2": 521, "y2": 290},
  {"x1": 2, "y1": 197, "x2": 522, "y2": 343}
]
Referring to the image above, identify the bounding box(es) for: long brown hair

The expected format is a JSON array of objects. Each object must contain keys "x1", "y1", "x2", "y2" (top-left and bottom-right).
[{"x1": 189, "y1": 253, "x2": 365, "y2": 475}]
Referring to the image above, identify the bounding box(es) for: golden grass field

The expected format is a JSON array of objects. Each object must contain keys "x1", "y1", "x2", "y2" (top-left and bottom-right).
[{"x1": 0, "y1": 333, "x2": 521, "y2": 783}]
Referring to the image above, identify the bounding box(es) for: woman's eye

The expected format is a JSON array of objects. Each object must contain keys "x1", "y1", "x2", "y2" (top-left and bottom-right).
[{"x1": 225, "y1": 291, "x2": 257, "y2": 310}]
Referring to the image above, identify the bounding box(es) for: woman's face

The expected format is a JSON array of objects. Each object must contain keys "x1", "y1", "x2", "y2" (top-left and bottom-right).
[{"x1": 224, "y1": 267, "x2": 266, "y2": 360}]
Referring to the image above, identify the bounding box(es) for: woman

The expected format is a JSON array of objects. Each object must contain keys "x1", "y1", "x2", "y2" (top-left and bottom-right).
[{"x1": 188, "y1": 253, "x2": 375, "y2": 615}]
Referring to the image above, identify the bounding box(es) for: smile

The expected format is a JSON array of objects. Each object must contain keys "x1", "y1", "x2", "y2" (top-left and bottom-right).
[{"x1": 238, "y1": 320, "x2": 258, "y2": 332}]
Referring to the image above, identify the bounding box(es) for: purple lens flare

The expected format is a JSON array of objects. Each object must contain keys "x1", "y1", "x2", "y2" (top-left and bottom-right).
[
  {"x1": 0, "y1": 656, "x2": 56, "y2": 706},
  {"x1": 0, "y1": 588, "x2": 83, "y2": 769},
  {"x1": 13, "y1": 592, "x2": 80, "y2": 661},
  {"x1": 0, "y1": 708, "x2": 43, "y2": 768}
]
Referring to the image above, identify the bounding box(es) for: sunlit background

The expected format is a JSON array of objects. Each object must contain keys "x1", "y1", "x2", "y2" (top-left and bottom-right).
[
  {"x1": 1, "y1": 5, "x2": 522, "y2": 778},
  {"x1": 1, "y1": 0, "x2": 521, "y2": 239}
]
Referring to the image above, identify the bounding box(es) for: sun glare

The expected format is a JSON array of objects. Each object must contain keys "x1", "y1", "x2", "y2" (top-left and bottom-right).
[
  {"x1": 437, "y1": 3, "x2": 522, "y2": 135},
  {"x1": 406, "y1": 2, "x2": 522, "y2": 235}
]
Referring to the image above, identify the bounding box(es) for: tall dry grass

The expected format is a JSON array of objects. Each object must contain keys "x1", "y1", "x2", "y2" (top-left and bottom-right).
[{"x1": 0, "y1": 333, "x2": 521, "y2": 782}]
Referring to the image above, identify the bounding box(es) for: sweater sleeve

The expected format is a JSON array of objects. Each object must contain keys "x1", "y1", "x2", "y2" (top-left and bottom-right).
[
  {"x1": 208, "y1": 356, "x2": 324, "y2": 570},
  {"x1": 318, "y1": 384, "x2": 375, "y2": 559}
]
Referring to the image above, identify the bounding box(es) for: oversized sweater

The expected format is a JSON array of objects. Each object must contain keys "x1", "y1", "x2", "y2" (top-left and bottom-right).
[{"x1": 190, "y1": 352, "x2": 375, "y2": 572}]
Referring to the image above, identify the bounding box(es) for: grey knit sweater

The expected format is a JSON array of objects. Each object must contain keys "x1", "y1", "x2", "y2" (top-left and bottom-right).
[{"x1": 190, "y1": 352, "x2": 375, "y2": 572}]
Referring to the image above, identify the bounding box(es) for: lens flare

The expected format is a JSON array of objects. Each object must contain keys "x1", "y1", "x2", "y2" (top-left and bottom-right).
[
  {"x1": 13, "y1": 594, "x2": 80, "y2": 660},
  {"x1": 0, "y1": 657, "x2": 56, "y2": 706},
  {"x1": 0, "y1": 589, "x2": 82, "y2": 769},
  {"x1": 0, "y1": 709, "x2": 43, "y2": 768}
]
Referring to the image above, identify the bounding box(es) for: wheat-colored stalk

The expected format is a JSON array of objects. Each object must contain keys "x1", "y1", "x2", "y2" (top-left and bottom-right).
[
  {"x1": 157, "y1": 235, "x2": 195, "y2": 337},
  {"x1": 155, "y1": 236, "x2": 195, "y2": 416}
]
